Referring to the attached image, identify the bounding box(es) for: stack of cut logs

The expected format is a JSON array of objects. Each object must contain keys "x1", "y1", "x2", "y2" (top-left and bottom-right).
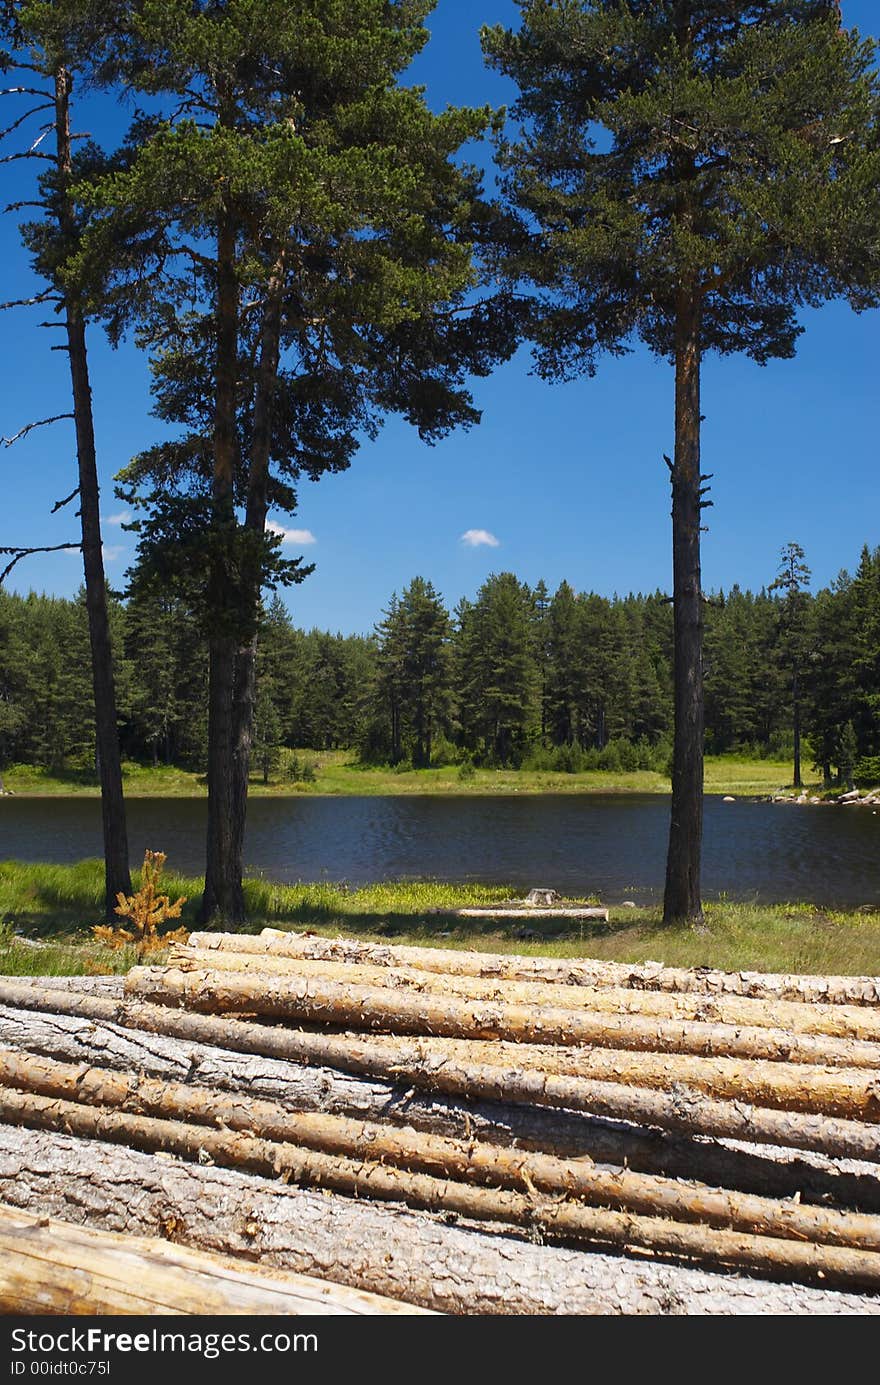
[{"x1": 1, "y1": 929, "x2": 880, "y2": 1315}]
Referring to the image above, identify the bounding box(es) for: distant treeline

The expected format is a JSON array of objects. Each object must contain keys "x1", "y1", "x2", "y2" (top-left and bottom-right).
[{"x1": 1, "y1": 543, "x2": 879, "y2": 784}]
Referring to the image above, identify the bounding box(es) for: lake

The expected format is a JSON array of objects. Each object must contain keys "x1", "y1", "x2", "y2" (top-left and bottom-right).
[{"x1": 1, "y1": 794, "x2": 878, "y2": 907}]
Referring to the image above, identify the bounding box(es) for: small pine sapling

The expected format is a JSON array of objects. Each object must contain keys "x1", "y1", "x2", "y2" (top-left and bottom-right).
[{"x1": 93, "y1": 849, "x2": 188, "y2": 957}]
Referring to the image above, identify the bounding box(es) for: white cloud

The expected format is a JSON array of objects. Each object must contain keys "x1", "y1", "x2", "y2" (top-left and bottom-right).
[
  {"x1": 267, "y1": 520, "x2": 317, "y2": 546},
  {"x1": 460, "y1": 528, "x2": 500, "y2": 549},
  {"x1": 104, "y1": 510, "x2": 131, "y2": 526}
]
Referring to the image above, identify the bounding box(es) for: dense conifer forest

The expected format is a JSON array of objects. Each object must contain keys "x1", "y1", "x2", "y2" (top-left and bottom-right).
[{"x1": 3, "y1": 541, "x2": 878, "y2": 787}]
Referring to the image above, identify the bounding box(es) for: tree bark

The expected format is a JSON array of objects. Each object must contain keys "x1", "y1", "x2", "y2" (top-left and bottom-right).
[
  {"x1": 55, "y1": 67, "x2": 131, "y2": 916},
  {"x1": 6, "y1": 1048, "x2": 880, "y2": 1258},
  {"x1": 246, "y1": 929, "x2": 880, "y2": 1007},
  {"x1": 169, "y1": 944, "x2": 880, "y2": 1043},
  {"x1": 664, "y1": 279, "x2": 705, "y2": 924},
  {"x1": 793, "y1": 668, "x2": 802, "y2": 788},
  {"x1": 201, "y1": 183, "x2": 244, "y2": 925},
  {"x1": 3, "y1": 1086, "x2": 880, "y2": 1291},
  {"x1": 226, "y1": 248, "x2": 288, "y2": 920},
  {"x1": 3, "y1": 974, "x2": 125, "y2": 995},
  {"x1": 6, "y1": 998, "x2": 878, "y2": 1210},
  {"x1": 0, "y1": 1205, "x2": 429, "y2": 1316},
  {"x1": 5, "y1": 979, "x2": 879, "y2": 1137},
  {"x1": 126, "y1": 964, "x2": 880, "y2": 1071},
  {"x1": 4, "y1": 1129, "x2": 876, "y2": 1315}
]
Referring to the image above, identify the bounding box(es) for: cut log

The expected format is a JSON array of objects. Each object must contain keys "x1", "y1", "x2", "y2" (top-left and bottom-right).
[
  {"x1": 3, "y1": 973, "x2": 125, "y2": 995},
  {"x1": 2, "y1": 978, "x2": 876, "y2": 1123},
  {"x1": 241, "y1": 931, "x2": 880, "y2": 1007},
  {"x1": 452, "y1": 907, "x2": 610, "y2": 920},
  {"x1": 0, "y1": 1204, "x2": 431, "y2": 1315},
  {"x1": 2, "y1": 1085, "x2": 880, "y2": 1289},
  {"x1": 4, "y1": 1000, "x2": 878, "y2": 1212},
  {"x1": 3, "y1": 1127, "x2": 877, "y2": 1316},
  {"x1": 170, "y1": 944, "x2": 880, "y2": 1043},
  {"x1": 126, "y1": 964, "x2": 880, "y2": 1070},
  {"x1": 3, "y1": 1048, "x2": 879, "y2": 1254},
  {"x1": 2, "y1": 980, "x2": 878, "y2": 1155}
]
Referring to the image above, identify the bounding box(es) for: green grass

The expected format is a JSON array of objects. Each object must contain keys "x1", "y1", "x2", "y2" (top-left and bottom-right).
[
  {"x1": 1, "y1": 859, "x2": 876, "y2": 979},
  {"x1": 1, "y1": 751, "x2": 813, "y2": 798}
]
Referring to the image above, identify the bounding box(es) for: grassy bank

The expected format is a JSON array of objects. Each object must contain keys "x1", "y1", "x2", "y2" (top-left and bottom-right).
[
  {"x1": 1, "y1": 859, "x2": 876, "y2": 980},
  {"x1": 0, "y1": 751, "x2": 813, "y2": 798}
]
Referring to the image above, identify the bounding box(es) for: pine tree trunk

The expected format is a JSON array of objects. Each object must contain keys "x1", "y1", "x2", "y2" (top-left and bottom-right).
[
  {"x1": 225, "y1": 250, "x2": 287, "y2": 907},
  {"x1": 663, "y1": 281, "x2": 704, "y2": 925},
  {"x1": 793, "y1": 669, "x2": 802, "y2": 788},
  {"x1": 202, "y1": 638, "x2": 244, "y2": 923},
  {"x1": 201, "y1": 192, "x2": 243, "y2": 925},
  {"x1": 55, "y1": 68, "x2": 131, "y2": 918}
]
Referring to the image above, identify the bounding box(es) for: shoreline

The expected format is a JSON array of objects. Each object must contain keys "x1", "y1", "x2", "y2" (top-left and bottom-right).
[
  {"x1": 2, "y1": 863, "x2": 879, "y2": 981},
  {"x1": 0, "y1": 752, "x2": 822, "y2": 800}
]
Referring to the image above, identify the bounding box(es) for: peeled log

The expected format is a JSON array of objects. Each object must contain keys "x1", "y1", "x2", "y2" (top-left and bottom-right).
[
  {"x1": 3, "y1": 974, "x2": 125, "y2": 994},
  {"x1": 3, "y1": 1085, "x2": 880, "y2": 1289},
  {"x1": 243, "y1": 931, "x2": 880, "y2": 1007},
  {"x1": 0, "y1": 1204, "x2": 431, "y2": 1315},
  {"x1": 4, "y1": 1128, "x2": 877, "y2": 1316},
  {"x1": 3, "y1": 979, "x2": 878, "y2": 1154},
  {"x1": 171, "y1": 945, "x2": 880, "y2": 1043},
  {"x1": 3, "y1": 976, "x2": 877, "y2": 1123},
  {"x1": 4, "y1": 1047, "x2": 880, "y2": 1254},
  {"x1": 4, "y1": 999, "x2": 878, "y2": 1212},
  {"x1": 126, "y1": 965, "x2": 880, "y2": 1070},
  {"x1": 455, "y1": 907, "x2": 611, "y2": 920}
]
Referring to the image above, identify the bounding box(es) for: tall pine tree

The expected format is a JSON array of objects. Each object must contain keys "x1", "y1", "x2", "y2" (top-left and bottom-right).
[
  {"x1": 2, "y1": 0, "x2": 132, "y2": 910},
  {"x1": 770, "y1": 542, "x2": 812, "y2": 787},
  {"x1": 70, "y1": 0, "x2": 518, "y2": 921},
  {"x1": 484, "y1": 0, "x2": 880, "y2": 922}
]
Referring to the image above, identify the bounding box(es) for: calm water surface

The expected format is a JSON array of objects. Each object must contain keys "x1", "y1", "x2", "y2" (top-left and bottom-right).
[{"x1": 1, "y1": 794, "x2": 878, "y2": 907}]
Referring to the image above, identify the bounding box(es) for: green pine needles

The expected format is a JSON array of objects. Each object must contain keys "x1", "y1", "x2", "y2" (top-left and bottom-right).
[{"x1": 483, "y1": 0, "x2": 880, "y2": 922}]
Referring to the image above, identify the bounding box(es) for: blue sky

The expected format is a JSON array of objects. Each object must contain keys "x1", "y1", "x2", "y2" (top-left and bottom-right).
[{"x1": 1, "y1": 0, "x2": 878, "y2": 634}]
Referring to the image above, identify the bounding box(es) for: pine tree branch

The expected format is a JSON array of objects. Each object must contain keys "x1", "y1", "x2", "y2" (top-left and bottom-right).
[
  {"x1": 50, "y1": 487, "x2": 80, "y2": 515},
  {"x1": 0, "y1": 87, "x2": 50, "y2": 99},
  {"x1": 0, "y1": 149, "x2": 53, "y2": 163},
  {"x1": 26, "y1": 122, "x2": 55, "y2": 152},
  {"x1": 168, "y1": 244, "x2": 216, "y2": 274},
  {"x1": 1, "y1": 60, "x2": 48, "y2": 77},
  {"x1": 0, "y1": 290, "x2": 56, "y2": 311},
  {"x1": 0, "y1": 543, "x2": 81, "y2": 584},
  {"x1": 0, "y1": 103, "x2": 53, "y2": 142},
  {"x1": 2, "y1": 415, "x2": 74, "y2": 447}
]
